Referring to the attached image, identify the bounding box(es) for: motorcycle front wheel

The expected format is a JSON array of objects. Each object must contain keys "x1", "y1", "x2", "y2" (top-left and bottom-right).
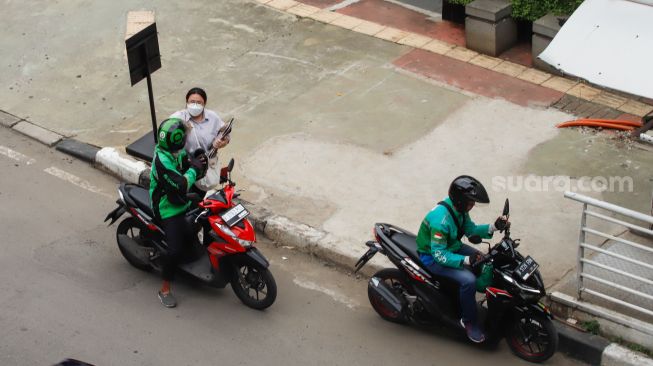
[
  {"x1": 506, "y1": 314, "x2": 558, "y2": 363},
  {"x1": 231, "y1": 263, "x2": 277, "y2": 310}
]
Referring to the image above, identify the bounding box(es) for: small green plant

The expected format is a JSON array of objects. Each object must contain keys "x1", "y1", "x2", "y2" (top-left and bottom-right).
[
  {"x1": 607, "y1": 336, "x2": 653, "y2": 358},
  {"x1": 511, "y1": 0, "x2": 585, "y2": 21},
  {"x1": 580, "y1": 319, "x2": 600, "y2": 335}
]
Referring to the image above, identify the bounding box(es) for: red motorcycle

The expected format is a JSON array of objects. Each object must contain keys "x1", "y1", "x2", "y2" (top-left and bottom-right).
[{"x1": 105, "y1": 159, "x2": 276, "y2": 310}]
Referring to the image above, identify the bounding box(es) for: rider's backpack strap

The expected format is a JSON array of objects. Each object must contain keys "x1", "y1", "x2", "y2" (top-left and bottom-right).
[{"x1": 438, "y1": 201, "x2": 466, "y2": 241}]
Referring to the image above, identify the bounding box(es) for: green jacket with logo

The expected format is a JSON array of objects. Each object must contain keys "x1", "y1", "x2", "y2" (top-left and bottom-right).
[
  {"x1": 149, "y1": 146, "x2": 198, "y2": 220},
  {"x1": 416, "y1": 197, "x2": 493, "y2": 268}
]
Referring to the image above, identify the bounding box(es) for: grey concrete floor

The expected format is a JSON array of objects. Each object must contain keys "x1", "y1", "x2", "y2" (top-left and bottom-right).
[{"x1": 0, "y1": 126, "x2": 586, "y2": 365}]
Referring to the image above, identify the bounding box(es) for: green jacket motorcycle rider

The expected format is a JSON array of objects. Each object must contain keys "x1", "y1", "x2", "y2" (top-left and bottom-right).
[
  {"x1": 149, "y1": 118, "x2": 207, "y2": 308},
  {"x1": 416, "y1": 176, "x2": 508, "y2": 344}
]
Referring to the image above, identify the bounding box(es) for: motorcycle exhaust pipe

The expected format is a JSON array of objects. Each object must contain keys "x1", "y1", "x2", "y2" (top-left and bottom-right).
[
  {"x1": 117, "y1": 234, "x2": 151, "y2": 264},
  {"x1": 368, "y1": 277, "x2": 405, "y2": 315}
]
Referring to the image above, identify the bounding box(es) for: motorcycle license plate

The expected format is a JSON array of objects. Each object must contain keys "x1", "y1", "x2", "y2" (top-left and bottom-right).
[
  {"x1": 515, "y1": 256, "x2": 539, "y2": 281},
  {"x1": 220, "y1": 204, "x2": 249, "y2": 227}
]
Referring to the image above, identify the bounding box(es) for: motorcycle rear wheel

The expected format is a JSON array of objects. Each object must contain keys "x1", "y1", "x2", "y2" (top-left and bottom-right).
[
  {"x1": 506, "y1": 314, "x2": 558, "y2": 363},
  {"x1": 116, "y1": 217, "x2": 152, "y2": 271},
  {"x1": 368, "y1": 268, "x2": 410, "y2": 324},
  {"x1": 231, "y1": 264, "x2": 277, "y2": 310}
]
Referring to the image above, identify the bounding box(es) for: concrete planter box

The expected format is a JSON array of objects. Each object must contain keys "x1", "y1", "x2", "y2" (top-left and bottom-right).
[
  {"x1": 465, "y1": 0, "x2": 517, "y2": 56},
  {"x1": 532, "y1": 13, "x2": 568, "y2": 75}
]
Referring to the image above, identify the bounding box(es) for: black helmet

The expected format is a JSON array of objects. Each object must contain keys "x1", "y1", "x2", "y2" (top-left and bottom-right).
[
  {"x1": 449, "y1": 175, "x2": 490, "y2": 212},
  {"x1": 157, "y1": 118, "x2": 186, "y2": 152}
]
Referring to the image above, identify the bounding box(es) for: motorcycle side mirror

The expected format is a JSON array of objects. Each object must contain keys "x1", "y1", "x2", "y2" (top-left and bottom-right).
[
  {"x1": 468, "y1": 235, "x2": 482, "y2": 244},
  {"x1": 502, "y1": 198, "x2": 510, "y2": 217},
  {"x1": 220, "y1": 166, "x2": 229, "y2": 184},
  {"x1": 228, "y1": 158, "x2": 235, "y2": 172}
]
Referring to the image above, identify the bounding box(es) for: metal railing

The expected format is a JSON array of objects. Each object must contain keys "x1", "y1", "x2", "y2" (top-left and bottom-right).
[{"x1": 565, "y1": 191, "x2": 653, "y2": 319}]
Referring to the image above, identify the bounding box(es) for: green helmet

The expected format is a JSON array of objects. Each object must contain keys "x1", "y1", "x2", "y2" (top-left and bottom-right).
[{"x1": 157, "y1": 118, "x2": 187, "y2": 152}]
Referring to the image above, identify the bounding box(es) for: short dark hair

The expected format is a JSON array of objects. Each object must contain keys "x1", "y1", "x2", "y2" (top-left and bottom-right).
[{"x1": 186, "y1": 87, "x2": 207, "y2": 104}]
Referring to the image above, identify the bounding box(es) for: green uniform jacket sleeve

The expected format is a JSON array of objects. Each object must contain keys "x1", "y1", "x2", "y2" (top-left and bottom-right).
[{"x1": 463, "y1": 213, "x2": 493, "y2": 239}]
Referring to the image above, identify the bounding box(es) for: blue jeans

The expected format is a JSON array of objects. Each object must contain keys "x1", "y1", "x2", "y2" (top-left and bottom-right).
[{"x1": 420, "y1": 244, "x2": 480, "y2": 324}]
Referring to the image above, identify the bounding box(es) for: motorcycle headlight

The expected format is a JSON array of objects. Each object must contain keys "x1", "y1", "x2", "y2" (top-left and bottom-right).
[{"x1": 214, "y1": 222, "x2": 253, "y2": 248}]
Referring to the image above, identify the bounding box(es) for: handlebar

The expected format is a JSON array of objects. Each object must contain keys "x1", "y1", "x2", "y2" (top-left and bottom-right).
[{"x1": 471, "y1": 237, "x2": 519, "y2": 270}]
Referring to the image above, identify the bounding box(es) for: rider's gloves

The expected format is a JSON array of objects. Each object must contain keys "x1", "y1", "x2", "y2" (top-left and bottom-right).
[
  {"x1": 490, "y1": 216, "x2": 509, "y2": 233},
  {"x1": 189, "y1": 149, "x2": 208, "y2": 180}
]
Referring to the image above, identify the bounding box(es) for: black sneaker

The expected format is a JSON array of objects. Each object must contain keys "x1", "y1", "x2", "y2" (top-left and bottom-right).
[{"x1": 158, "y1": 291, "x2": 177, "y2": 308}]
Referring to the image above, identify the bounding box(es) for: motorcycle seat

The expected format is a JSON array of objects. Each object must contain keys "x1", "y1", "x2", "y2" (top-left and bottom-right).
[
  {"x1": 124, "y1": 184, "x2": 154, "y2": 218},
  {"x1": 389, "y1": 231, "x2": 423, "y2": 265}
]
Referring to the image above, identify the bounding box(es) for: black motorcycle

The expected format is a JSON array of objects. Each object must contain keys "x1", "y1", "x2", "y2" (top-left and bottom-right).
[{"x1": 354, "y1": 199, "x2": 557, "y2": 363}]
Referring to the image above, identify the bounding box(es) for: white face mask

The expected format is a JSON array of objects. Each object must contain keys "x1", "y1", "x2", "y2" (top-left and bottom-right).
[{"x1": 187, "y1": 103, "x2": 204, "y2": 117}]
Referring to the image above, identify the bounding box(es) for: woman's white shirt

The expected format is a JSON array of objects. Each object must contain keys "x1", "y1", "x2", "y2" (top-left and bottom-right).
[{"x1": 170, "y1": 109, "x2": 225, "y2": 154}]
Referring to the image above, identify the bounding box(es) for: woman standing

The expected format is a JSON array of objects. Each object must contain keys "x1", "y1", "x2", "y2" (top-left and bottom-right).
[{"x1": 170, "y1": 87, "x2": 230, "y2": 196}]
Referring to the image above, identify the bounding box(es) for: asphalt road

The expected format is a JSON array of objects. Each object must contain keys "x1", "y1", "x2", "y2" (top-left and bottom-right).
[{"x1": 0, "y1": 126, "x2": 583, "y2": 365}]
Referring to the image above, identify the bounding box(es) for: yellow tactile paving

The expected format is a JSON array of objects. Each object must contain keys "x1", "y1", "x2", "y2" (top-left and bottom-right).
[
  {"x1": 351, "y1": 20, "x2": 386, "y2": 36},
  {"x1": 541, "y1": 76, "x2": 578, "y2": 93},
  {"x1": 444, "y1": 46, "x2": 479, "y2": 62},
  {"x1": 397, "y1": 33, "x2": 432, "y2": 48},
  {"x1": 517, "y1": 68, "x2": 552, "y2": 85},
  {"x1": 267, "y1": 0, "x2": 299, "y2": 10},
  {"x1": 330, "y1": 14, "x2": 364, "y2": 29},
  {"x1": 492, "y1": 61, "x2": 527, "y2": 78},
  {"x1": 468, "y1": 54, "x2": 502, "y2": 69},
  {"x1": 421, "y1": 39, "x2": 455, "y2": 55},
  {"x1": 591, "y1": 92, "x2": 629, "y2": 110},
  {"x1": 567, "y1": 83, "x2": 602, "y2": 101},
  {"x1": 273, "y1": 4, "x2": 653, "y2": 115},
  {"x1": 287, "y1": 3, "x2": 320, "y2": 17},
  {"x1": 374, "y1": 27, "x2": 410, "y2": 43},
  {"x1": 307, "y1": 10, "x2": 343, "y2": 24},
  {"x1": 619, "y1": 99, "x2": 653, "y2": 117}
]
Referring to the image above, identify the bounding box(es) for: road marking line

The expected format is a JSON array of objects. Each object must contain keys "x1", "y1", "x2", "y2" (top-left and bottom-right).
[
  {"x1": 0, "y1": 146, "x2": 36, "y2": 165},
  {"x1": 43, "y1": 166, "x2": 111, "y2": 198},
  {"x1": 293, "y1": 277, "x2": 358, "y2": 309}
]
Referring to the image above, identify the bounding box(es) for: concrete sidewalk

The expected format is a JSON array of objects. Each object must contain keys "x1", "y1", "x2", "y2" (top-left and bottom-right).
[{"x1": 2, "y1": 0, "x2": 652, "y2": 364}]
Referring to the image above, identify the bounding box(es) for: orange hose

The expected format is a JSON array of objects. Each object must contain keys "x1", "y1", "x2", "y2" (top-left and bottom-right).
[
  {"x1": 556, "y1": 121, "x2": 634, "y2": 131},
  {"x1": 574, "y1": 118, "x2": 642, "y2": 127}
]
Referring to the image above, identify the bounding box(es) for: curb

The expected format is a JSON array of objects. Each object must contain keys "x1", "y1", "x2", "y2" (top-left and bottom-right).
[
  {"x1": 555, "y1": 320, "x2": 610, "y2": 365},
  {"x1": 554, "y1": 318, "x2": 653, "y2": 366},
  {"x1": 55, "y1": 139, "x2": 101, "y2": 163},
  {"x1": 13, "y1": 120, "x2": 63, "y2": 147}
]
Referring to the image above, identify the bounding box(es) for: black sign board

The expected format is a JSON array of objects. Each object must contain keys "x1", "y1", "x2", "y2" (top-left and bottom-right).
[
  {"x1": 126, "y1": 23, "x2": 161, "y2": 86},
  {"x1": 125, "y1": 21, "x2": 161, "y2": 158}
]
